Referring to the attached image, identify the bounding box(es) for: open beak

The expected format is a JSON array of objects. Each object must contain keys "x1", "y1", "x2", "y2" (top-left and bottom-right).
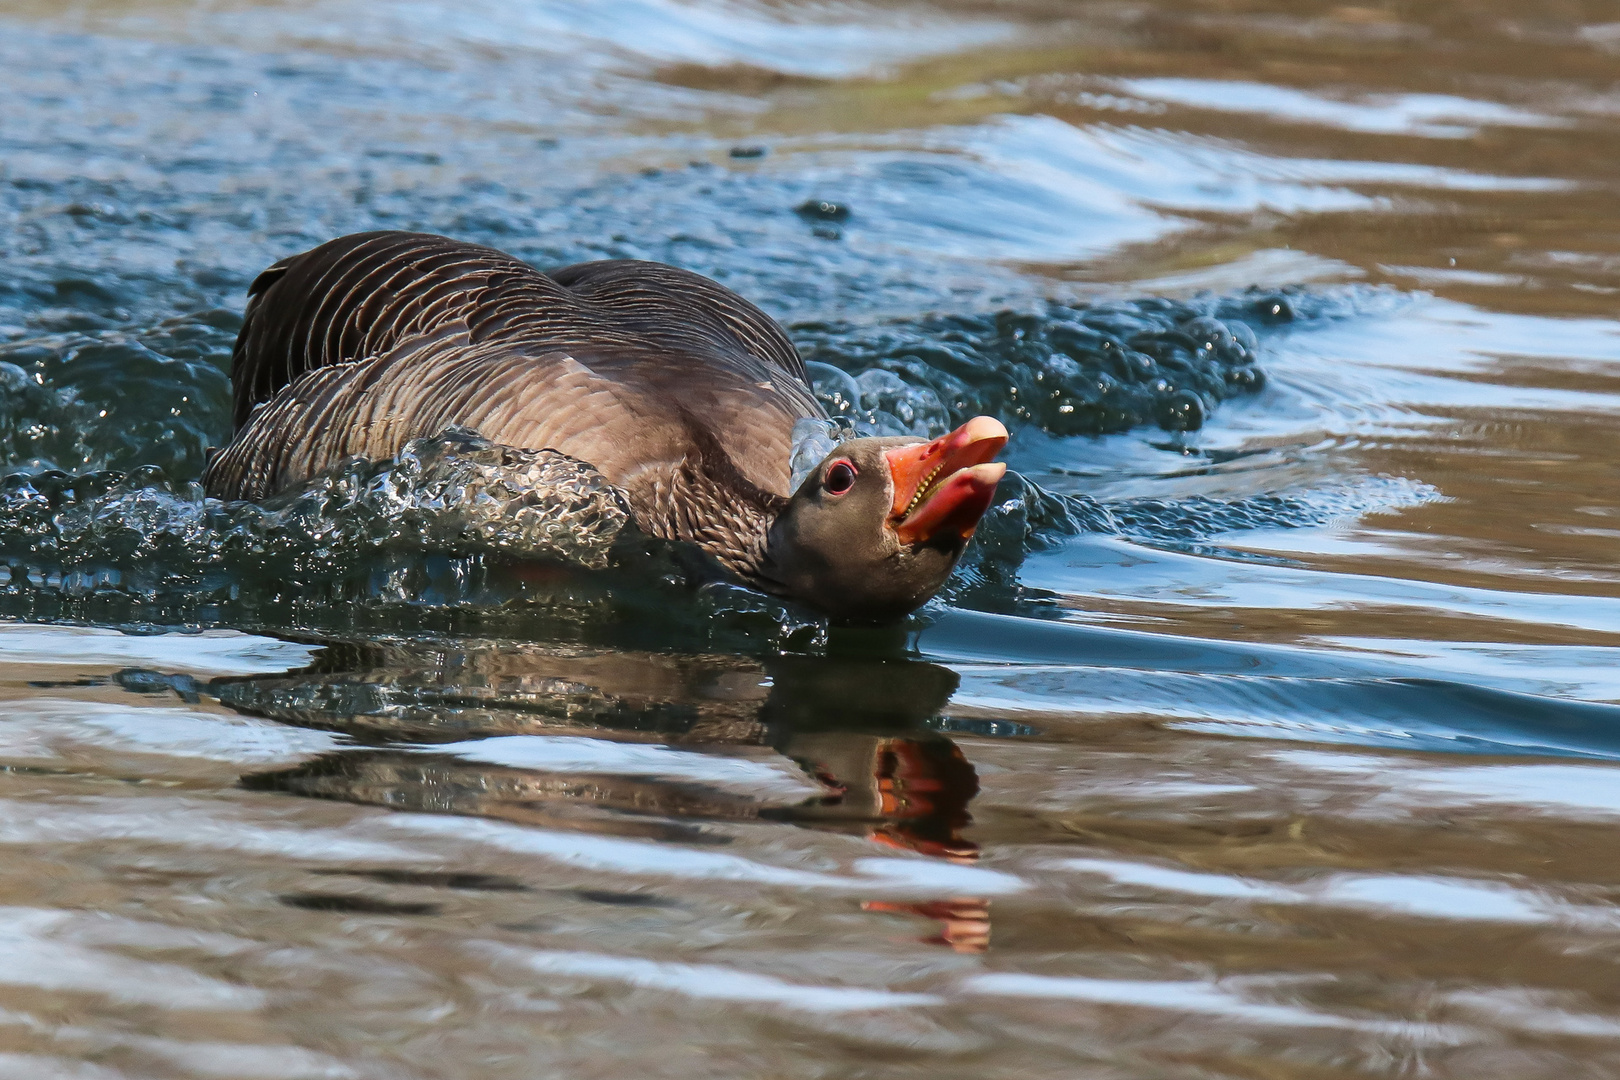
[{"x1": 884, "y1": 416, "x2": 1009, "y2": 546}]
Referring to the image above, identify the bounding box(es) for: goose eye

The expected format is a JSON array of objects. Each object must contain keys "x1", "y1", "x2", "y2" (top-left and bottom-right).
[{"x1": 823, "y1": 459, "x2": 857, "y2": 495}]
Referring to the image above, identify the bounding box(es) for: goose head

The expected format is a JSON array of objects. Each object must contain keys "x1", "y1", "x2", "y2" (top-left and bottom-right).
[{"x1": 761, "y1": 416, "x2": 1008, "y2": 623}]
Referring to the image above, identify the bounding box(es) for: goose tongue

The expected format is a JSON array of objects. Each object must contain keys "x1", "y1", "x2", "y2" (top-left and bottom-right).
[{"x1": 884, "y1": 416, "x2": 1009, "y2": 545}]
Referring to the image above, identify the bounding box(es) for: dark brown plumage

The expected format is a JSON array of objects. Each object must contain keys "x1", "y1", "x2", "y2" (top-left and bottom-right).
[{"x1": 204, "y1": 232, "x2": 1007, "y2": 621}]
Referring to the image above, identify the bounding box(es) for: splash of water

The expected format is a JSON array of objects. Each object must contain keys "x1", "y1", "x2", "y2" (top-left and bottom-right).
[
  {"x1": 0, "y1": 285, "x2": 1425, "y2": 636},
  {"x1": 794, "y1": 292, "x2": 1291, "y2": 439},
  {"x1": 0, "y1": 430, "x2": 628, "y2": 603}
]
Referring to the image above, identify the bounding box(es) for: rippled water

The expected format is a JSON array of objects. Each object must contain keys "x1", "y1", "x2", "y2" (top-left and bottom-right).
[{"x1": 2, "y1": 1, "x2": 1620, "y2": 1076}]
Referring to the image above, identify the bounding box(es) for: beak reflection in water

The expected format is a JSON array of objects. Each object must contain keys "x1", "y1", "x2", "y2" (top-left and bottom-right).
[{"x1": 200, "y1": 636, "x2": 996, "y2": 949}]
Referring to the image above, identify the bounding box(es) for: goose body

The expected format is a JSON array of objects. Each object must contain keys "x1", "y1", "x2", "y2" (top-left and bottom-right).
[{"x1": 204, "y1": 232, "x2": 1006, "y2": 621}]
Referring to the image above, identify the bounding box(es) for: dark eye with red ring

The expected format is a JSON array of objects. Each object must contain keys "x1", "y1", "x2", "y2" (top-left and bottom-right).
[{"x1": 823, "y1": 459, "x2": 857, "y2": 495}]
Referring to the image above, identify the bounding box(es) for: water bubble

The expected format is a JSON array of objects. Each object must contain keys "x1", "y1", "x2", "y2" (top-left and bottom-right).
[
  {"x1": 855, "y1": 368, "x2": 949, "y2": 437},
  {"x1": 1226, "y1": 319, "x2": 1259, "y2": 355},
  {"x1": 1250, "y1": 294, "x2": 1295, "y2": 323},
  {"x1": 1156, "y1": 389, "x2": 1207, "y2": 432},
  {"x1": 795, "y1": 199, "x2": 850, "y2": 223},
  {"x1": 806, "y1": 361, "x2": 863, "y2": 418},
  {"x1": 1179, "y1": 316, "x2": 1243, "y2": 362}
]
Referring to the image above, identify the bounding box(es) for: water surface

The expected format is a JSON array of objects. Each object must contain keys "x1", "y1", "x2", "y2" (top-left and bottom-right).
[{"x1": 1, "y1": 1, "x2": 1619, "y2": 1076}]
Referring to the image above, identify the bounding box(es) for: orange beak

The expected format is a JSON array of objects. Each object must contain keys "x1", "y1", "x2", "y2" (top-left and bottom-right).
[{"x1": 884, "y1": 416, "x2": 1009, "y2": 546}]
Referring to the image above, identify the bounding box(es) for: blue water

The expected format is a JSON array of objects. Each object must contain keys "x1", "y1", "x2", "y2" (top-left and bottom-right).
[{"x1": 2, "y1": 1, "x2": 1620, "y2": 1076}]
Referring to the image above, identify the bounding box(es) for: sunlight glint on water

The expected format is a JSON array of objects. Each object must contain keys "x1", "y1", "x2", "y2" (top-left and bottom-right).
[{"x1": 0, "y1": 0, "x2": 1618, "y2": 1076}]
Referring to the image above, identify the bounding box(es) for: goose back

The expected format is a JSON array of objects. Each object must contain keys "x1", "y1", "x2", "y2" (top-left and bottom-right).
[{"x1": 207, "y1": 233, "x2": 826, "y2": 566}]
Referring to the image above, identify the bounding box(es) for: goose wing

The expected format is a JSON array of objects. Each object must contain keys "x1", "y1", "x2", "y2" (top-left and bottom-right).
[
  {"x1": 230, "y1": 232, "x2": 812, "y2": 431},
  {"x1": 214, "y1": 232, "x2": 822, "y2": 509},
  {"x1": 545, "y1": 258, "x2": 808, "y2": 385},
  {"x1": 229, "y1": 231, "x2": 547, "y2": 430}
]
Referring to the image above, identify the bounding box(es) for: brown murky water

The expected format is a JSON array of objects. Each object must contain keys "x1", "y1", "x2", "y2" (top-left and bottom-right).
[{"x1": 0, "y1": 1, "x2": 1619, "y2": 1077}]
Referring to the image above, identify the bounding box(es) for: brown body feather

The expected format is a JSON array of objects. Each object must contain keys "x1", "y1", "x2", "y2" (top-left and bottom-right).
[{"x1": 203, "y1": 232, "x2": 825, "y2": 581}]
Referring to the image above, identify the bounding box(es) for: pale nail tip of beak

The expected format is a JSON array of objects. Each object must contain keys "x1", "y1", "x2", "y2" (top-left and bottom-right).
[
  {"x1": 960, "y1": 415, "x2": 1009, "y2": 442},
  {"x1": 971, "y1": 461, "x2": 1008, "y2": 482}
]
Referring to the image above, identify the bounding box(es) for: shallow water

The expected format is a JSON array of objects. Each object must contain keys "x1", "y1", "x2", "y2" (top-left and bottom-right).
[{"x1": 1, "y1": 0, "x2": 1619, "y2": 1076}]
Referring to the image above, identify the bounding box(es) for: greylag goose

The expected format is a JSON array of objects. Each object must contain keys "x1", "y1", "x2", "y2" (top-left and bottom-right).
[{"x1": 203, "y1": 231, "x2": 1007, "y2": 622}]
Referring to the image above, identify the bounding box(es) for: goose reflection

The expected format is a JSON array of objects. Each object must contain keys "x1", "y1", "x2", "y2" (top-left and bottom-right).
[{"x1": 205, "y1": 638, "x2": 982, "y2": 860}]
